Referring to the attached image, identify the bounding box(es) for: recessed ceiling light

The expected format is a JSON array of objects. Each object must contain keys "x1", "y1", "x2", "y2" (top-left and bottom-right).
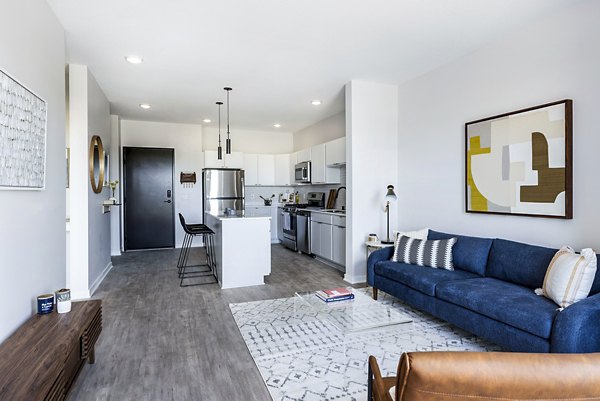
[
  {"x1": 125, "y1": 55, "x2": 143, "y2": 64},
  {"x1": 203, "y1": 119, "x2": 212, "y2": 123},
  {"x1": 139, "y1": 103, "x2": 151, "y2": 109},
  {"x1": 273, "y1": 124, "x2": 281, "y2": 128},
  {"x1": 311, "y1": 100, "x2": 322, "y2": 106}
]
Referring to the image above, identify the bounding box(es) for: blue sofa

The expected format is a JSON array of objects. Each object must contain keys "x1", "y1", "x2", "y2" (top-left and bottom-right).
[{"x1": 367, "y1": 230, "x2": 600, "y2": 353}]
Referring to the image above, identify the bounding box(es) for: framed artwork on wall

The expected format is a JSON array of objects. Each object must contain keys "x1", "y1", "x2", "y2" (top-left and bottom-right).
[
  {"x1": 0, "y1": 68, "x2": 47, "y2": 190},
  {"x1": 465, "y1": 99, "x2": 573, "y2": 219}
]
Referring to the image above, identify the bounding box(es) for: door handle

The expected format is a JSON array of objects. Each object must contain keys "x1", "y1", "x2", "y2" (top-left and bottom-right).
[{"x1": 164, "y1": 200, "x2": 172, "y2": 203}]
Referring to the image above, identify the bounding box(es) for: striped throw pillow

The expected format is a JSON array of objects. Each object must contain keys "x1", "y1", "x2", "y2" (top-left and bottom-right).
[
  {"x1": 391, "y1": 235, "x2": 457, "y2": 270},
  {"x1": 535, "y1": 246, "x2": 597, "y2": 308}
]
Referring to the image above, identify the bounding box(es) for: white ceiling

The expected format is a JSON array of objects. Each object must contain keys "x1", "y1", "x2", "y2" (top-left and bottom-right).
[{"x1": 47, "y1": 0, "x2": 570, "y2": 132}]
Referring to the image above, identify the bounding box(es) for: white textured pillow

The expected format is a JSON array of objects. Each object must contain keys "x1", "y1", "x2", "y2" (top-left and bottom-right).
[
  {"x1": 535, "y1": 246, "x2": 597, "y2": 308},
  {"x1": 393, "y1": 227, "x2": 429, "y2": 241}
]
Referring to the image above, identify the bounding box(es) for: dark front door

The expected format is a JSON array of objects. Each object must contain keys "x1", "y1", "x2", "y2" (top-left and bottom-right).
[{"x1": 124, "y1": 147, "x2": 175, "y2": 250}]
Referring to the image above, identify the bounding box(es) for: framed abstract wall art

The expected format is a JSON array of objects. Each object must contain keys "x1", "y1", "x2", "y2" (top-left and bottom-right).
[
  {"x1": 0, "y1": 68, "x2": 47, "y2": 190},
  {"x1": 465, "y1": 99, "x2": 572, "y2": 219}
]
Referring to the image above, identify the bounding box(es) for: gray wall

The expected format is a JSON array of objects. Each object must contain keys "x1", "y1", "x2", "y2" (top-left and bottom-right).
[
  {"x1": 0, "y1": 0, "x2": 66, "y2": 342},
  {"x1": 396, "y1": 0, "x2": 600, "y2": 250}
]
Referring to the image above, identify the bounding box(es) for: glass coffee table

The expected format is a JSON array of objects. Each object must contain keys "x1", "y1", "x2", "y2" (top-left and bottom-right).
[{"x1": 294, "y1": 289, "x2": 413, "y2": 335}]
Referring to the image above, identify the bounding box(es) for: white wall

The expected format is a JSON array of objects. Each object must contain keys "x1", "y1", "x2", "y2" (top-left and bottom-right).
[
  {"x1": 293, "y1": 112, "x2": 345, "y2": 151},
  {"x1": 397, "y1": 0, "x2": 600, "y2": 250},
  {"x1": 120, "y1": 120, "x2": 203, "y2": 248},
  {"x1": 86, "y1": 71, "x2": 112, "y2": 289},
  {"x1": 346, "y1": 81, "x2": 398, "y2": 283},
  {"x1": 67, "y1": 65, "x2": 112, "y2": 299},
  {"x1": 0, "y1": 0, "x2": 66, "y2": 342},
  {"x1": 203, "y1": 127, "x2": 293, "y2": 154}
]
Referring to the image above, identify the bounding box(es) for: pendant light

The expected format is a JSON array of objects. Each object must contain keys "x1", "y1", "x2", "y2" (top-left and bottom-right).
[
  {"x1": 224, "y1": 87, "x2": 232, "y2": 154},
  {"x1": 216, "y1": 101, "x2": 223, "y2": 160}
]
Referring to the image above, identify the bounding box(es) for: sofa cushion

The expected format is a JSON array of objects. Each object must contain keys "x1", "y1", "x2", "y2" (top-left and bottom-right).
[
  {"x1": 487, "y1": 239, "x2": 557, "y2": 289},
  {"x1": 391, "y1": 235, "x2": 457, "y2": 270},
  {"x1": 436, "y1": 278, "x2": 559, "y2": 339},
  {"x1": 427, "y1": 230, "x2": 493, "y2": 276},
  {"x1": 374, "y1": 261, "x2": 479, "y2": 296}
]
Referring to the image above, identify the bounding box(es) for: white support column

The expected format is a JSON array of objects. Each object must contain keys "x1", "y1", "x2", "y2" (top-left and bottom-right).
[{"x1": 345, "y1": 80, "x2": 399, "y2": 284}]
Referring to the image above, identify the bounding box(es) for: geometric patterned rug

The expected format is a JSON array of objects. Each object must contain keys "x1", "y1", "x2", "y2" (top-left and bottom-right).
[{"x1": 229, "y1": 288, "x2": 502, "y2": 401}]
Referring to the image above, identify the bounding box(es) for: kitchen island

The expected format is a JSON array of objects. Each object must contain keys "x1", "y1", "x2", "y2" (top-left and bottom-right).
[{"x1": 204, "y1": 212, "x2": 271, "y2": 289}]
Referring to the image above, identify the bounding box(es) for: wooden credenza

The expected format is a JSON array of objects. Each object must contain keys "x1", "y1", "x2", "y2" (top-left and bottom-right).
[{"x1": 0, "y1": 300, "x2": 102, "y2": 401}]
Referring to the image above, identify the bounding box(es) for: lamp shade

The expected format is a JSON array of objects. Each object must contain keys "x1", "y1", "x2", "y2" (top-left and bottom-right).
[{"x1": 385, "y1": 185, "x2": 397, "y2": 200}]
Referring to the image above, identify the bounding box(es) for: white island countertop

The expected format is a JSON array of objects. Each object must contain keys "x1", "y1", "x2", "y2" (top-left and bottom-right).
[{"x1": 204, "y1": 212, "x2": 271, "y2": 289}]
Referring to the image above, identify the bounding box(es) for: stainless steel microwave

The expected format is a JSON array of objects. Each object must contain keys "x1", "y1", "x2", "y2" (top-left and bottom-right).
[{"x1": 294, "y1": 161, "x2": 311, "y2": 183}]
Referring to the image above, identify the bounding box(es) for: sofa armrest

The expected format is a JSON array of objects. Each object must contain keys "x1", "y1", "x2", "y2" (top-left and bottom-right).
[
  {"x1": 551, "y1": 292, "x2": 600, "y2": 353},
  {"x1": 397, "y1": 351, "x2": 600, "y2": 401},
  {"x1": 367, "y1": 247, "x2": 394, "y2": 286}
]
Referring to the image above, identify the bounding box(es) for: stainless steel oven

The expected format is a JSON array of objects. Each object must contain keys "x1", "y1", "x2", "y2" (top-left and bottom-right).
[
  {"x1": 280, "y1": 206, "x2": 297, "y2": 251},
  {"x1": 294, "y1": 161, "x2": 311, "y2": 183}
]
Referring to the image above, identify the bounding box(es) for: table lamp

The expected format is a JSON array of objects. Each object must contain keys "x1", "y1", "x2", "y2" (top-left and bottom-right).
[{"x1": 382, "y1": 185, "x2": 397, "y2": 244}]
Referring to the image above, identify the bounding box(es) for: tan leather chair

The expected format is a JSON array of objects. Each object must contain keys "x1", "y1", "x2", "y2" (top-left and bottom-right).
[{"x1": 369, "y1": 352, "x2": 600, "y2": 401}]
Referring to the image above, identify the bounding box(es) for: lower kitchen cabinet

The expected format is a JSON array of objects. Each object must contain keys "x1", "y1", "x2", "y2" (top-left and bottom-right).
[
  {"x1": 332, "y1": 224, "x2": 346, "y2": 265},
  {"x1": 310, "y1": 212, "x2": 345, "y2": 269}
]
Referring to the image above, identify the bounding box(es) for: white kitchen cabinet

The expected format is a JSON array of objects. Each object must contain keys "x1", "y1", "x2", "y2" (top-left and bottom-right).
[
  {"x1": 257, "y1": 154, "x2": 275, "y2": 185},
  {"x1": 296, "y1": 148, "x2": 311, "y2": 163},
  {"x1": 310, "y1": 221, "x2": 321, "y2": 256},
  {"x1": 274, "y1": 154, "x2": 291, "y2": 186},
  {"x1": 319, "y1": 223, "x2": 333, "y2": 260},
  {"x1": 289, "y1": 152, "x2": 297, "y2": 184},
  {"x1": 225, "y1": 152, "x2": 244, "y2": 168},
  {"x1": 204, "y1": 150, "x2": 244, "y2": 168},
  {"x1": 244, "y1": 154, "x2": 258, "y2": 185},
  {"x1": 311, "y1": 144, "x2": 326, "y2": 184},
  {"x1": 332, "y1": 224, "x2": 346, "y2": 266},
  {"x1": 326, "y1": 137, "x2": 346, "y2": 166},
  {"x1": 310, "y1": 143, "x2": 340, "y2": 184}
]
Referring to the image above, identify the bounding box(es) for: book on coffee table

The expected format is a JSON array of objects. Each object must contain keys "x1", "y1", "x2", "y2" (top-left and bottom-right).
[{"x1": 315, "y1": 287, "x2": 355, "y2": 303}]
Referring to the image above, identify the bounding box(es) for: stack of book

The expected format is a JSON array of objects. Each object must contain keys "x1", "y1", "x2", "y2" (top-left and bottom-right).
[{"x1": 315, "y1": 287, "x2": 355, "y2": 303}]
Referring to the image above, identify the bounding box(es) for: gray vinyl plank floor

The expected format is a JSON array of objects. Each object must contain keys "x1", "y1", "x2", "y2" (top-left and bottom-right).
[{"x1": 68, "y1": 245, "x2": 359, "y2": 401}]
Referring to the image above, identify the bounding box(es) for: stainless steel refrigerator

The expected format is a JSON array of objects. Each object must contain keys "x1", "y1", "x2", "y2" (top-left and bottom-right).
[{"x1": 202, "y1": 168, "x2": 245, "y2": 215}]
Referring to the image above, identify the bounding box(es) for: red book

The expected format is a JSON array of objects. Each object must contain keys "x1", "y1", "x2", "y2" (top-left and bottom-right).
[{"x1": 317, "y1": 287, "x2": 352, "y2": 299}]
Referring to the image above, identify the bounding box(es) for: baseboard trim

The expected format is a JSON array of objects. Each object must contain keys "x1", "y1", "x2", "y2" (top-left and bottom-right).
[
  {"x1": 71, "y1": 289, "x2": 90, "y2": 301},
  {"x1": 89, "y1": 261, "x2": 113, "y2": 296},
  {"x1": 344, "y1": 274, "x2": 366, "y2": 284}
]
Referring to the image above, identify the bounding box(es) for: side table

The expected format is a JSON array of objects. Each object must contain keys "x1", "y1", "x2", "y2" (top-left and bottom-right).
[{"x1": 365, "y1": 241, "x2": 394, "y2": 289}]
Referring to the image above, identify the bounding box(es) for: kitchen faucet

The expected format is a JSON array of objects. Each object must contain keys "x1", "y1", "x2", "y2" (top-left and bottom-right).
[{"x1": 334, "y1": 186, "x2": 346, "y2": 210}]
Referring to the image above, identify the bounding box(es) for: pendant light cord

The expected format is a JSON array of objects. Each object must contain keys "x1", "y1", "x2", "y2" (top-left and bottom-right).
[
  {"x1": 225, "y1": 87, "x2": 231, "y2": 139},
  {"x1": 217, "y1": 101, "x2": 222, "y2": 145}
]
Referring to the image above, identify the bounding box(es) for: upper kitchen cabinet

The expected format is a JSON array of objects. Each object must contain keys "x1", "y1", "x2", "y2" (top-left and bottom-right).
[
  {"x1": 204, "y1": 150, "x2": 244, "y2": 169},
  {"x1": 296, "y1": 148, "x2": 311, "y2": 163},
  {"x1": 274, "y1": 154, "x2": 291, "y2": 186},
  {"x1": 243, "y1": 153, "x2": 259, "y2": 185},
  {"x1": 257, "y1": 154, "x2": 275, "y2": 185},
  {"x1": 243, "y1": 153, "x2": 279, "y2": 186},
  {"x1": 311, "y1": 143, "x2": 340, "y2": 184},
  {"x1": 326, "y1": 137, "x2": 346, "y2": 166}
]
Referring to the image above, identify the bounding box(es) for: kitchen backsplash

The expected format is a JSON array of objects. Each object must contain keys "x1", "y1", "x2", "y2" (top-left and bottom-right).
[{"x1": 245, "y1": 166, "x2": 346, "y2": 208}]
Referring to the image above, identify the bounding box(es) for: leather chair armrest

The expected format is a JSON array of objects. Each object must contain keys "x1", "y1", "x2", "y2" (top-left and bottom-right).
[
  {"x1": 551, "y1": 291, "x2": 600, "y2": 353},
  {"x1": 367, "y1": 247, "x2": 394, "y2": 286},
  {"x1": 397, "y1": 351, "x2": 600, "y2": 401}
]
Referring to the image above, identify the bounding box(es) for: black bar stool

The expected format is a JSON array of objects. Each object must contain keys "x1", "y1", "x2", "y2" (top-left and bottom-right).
[{"x1": 177, "y1": 213, "x2": 217, "y2": 287}]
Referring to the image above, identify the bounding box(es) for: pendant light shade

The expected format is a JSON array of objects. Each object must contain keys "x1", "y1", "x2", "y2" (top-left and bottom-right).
[
  {"x1": 216, "y1": 101, "x2": 223, "y2": 160},
  {"x1": 224, "y1": 87, "x2": 232, "y2": 154}
]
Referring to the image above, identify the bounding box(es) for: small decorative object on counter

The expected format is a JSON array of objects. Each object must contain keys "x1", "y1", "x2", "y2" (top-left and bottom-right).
[
  {"x1": 37, "y1": 294, "x2": 54, "y2": 314},
  {"x1": 260, "y1": 194, "x2": 275, "y2": 206},
  {"x1": 55, "y1": 288, "x2": 71, "y2": 314},
  {"x1": 109, "y1": 180, "x2": 119, "y2": 202}
]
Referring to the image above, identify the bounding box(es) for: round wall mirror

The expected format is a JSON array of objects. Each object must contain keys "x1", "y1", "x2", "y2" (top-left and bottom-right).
[{"x1": 89, "y1": 135, "x2": 105, "y2": 194}]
